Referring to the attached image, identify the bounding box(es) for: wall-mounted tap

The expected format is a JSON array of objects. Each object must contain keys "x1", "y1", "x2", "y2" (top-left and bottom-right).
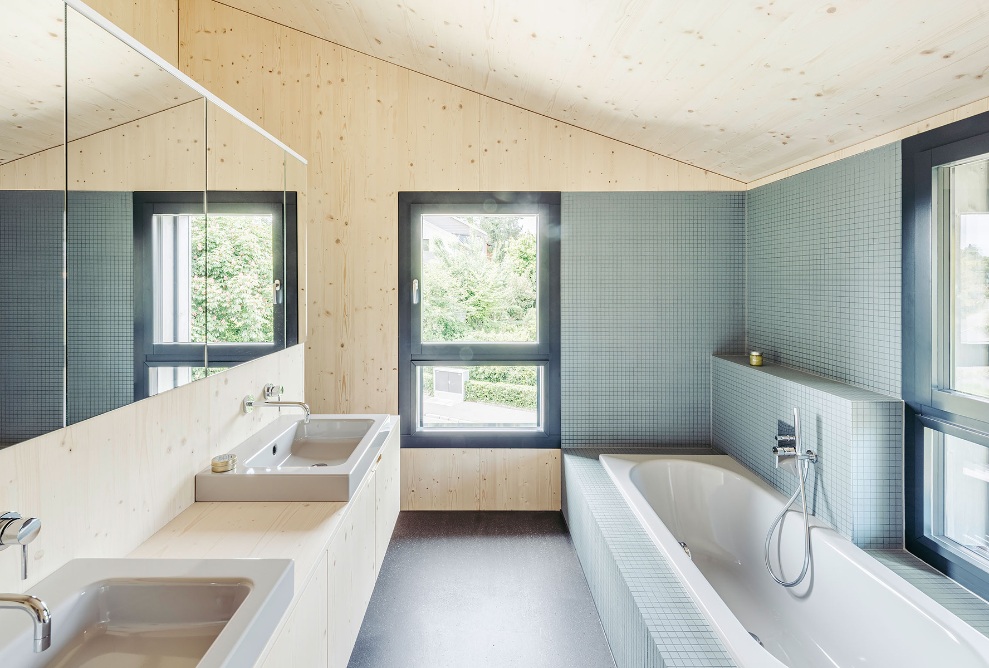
[
  {"x1": 243, "y1": 383, "x2": 310, "y2": 423},
  {"x1": 773, "y1": 408, "x2": 817, "y2": 469},
  {"x1": 0, "y1": 594, "x2": 51, "y2": 652},
  {"x1": 0, "y1": 511, "x2": 50, "y2": 653},
  {"x1": 0, "y1": 512, "x2": 41, "y2": 581}
]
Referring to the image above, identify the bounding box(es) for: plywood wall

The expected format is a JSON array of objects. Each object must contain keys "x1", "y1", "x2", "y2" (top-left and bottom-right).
[
  {"x1": 82, "y1": 0, "x2": 179, "y2": 66},
  {"x1": 176, "y1": 0, "x2": 744, "y2": 417},
  {"x1": 0, "y1": 344, "x2": 305, "y2": 593}
]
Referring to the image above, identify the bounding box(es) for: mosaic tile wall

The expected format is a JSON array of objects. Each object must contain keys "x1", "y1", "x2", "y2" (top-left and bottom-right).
[
  {"x1": 563, "y1": 451, "x2": 736, "y2": 668},
  {"x1": 66, "y1": 191, "x2": 134, "y2": 424},
  {"x1": 0, "y1": 190, "x2": 135, "y2": 445},
  {"x1": 561, "y1": 192, "x2": 745, "y2": 448},
  {"x1": 0, "y1": 190, "x2": 65, "y2": 445},
  {"x1": 711, "y1": 355, "x2": 903, "y2": 548},
  {"x1": 746, "y1": 143, "x2": 902, "y2": 397}
]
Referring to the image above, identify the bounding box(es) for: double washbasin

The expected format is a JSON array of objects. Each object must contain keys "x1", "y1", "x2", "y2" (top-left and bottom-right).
[
  {"x1": 0, "y1": 558, "x2": 292, "y2": 668},
  {"x1": 196, "y1": 414, "x2": 394, "y2": 501}
]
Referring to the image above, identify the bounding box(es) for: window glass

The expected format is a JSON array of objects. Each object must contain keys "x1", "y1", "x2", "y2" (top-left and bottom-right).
[
  {"x1": 418, "y1": 365, "x2": 541, "y2": 430},
  {"x1": 930, "y1": 429, "x2": 989, "y2": 563},
  {"x1": 153, "y1": 213, "x2": 200, "y2": 344},
  {"x1": 420, "y1": 214, "x2": 538, "y2": 344},
  {"x1": 941, "y1": 157, "x2": 989, "y2": 399},
  {"x1": 200, "y1": 213, "x2": 275, "y2": 343}
]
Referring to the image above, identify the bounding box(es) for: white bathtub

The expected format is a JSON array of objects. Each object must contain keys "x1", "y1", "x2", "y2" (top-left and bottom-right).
[{"x1": 600, "y1": 454, "x2": 989, "y2": 668}]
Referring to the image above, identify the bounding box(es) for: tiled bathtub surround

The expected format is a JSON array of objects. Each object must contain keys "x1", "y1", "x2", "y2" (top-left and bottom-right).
[
  {"x1": 563, "y1": 450, "x2": 735, "y2": 668},
  {"x1": 711, "y1": 355, "x2": 903, "y2": 548},
  {"x1": 746, "y1": 143, "x2": 901, "y2": 397},
  {"x1": 561, "y1": 192, "x2": 745, "y2": 449}
]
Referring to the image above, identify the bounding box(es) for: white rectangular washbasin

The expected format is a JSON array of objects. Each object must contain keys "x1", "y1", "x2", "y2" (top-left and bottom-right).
[
  {"x1": 0, "y1": 558, "x2": 293, "y2": 668},
  {"x1": 196, "y1": 414, "x2": 395, "y2": 502}
]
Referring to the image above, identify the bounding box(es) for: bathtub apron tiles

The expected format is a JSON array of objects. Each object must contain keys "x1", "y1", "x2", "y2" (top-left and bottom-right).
[
  {"x1": 563, "y1": 450, "x2": 736, "y2": 668},
  {"x1": 711, "y1": 355, "x2": 903, "y2": 548}
]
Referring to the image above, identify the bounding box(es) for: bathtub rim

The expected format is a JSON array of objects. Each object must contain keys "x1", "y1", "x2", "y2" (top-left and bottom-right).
[
  {"x1": 600, "y1": 452, "x2": 989, "y2": 668},
  {"x1": 600, "y1": 453, "x2": 784, "y2": 668}
]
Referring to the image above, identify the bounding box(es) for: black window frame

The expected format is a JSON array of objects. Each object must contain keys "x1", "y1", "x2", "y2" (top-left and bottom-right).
[
  {"x1": 398, "y1": 191, "x2": 561, "y2": 449},
  {"x1": 133, "y1": 190, "x2": 298, "y2": 400},
  {"x1": 904, "y1": 110, "x2": 989, "y2": 599}
]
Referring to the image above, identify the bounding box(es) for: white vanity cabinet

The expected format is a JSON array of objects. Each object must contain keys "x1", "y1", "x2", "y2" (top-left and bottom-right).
[{"x1": 258, "y1": 425, "x2": 401, "y2": 668}]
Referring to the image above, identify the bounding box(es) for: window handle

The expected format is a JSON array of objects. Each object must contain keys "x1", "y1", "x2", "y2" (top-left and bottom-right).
[
  {"x1": 412, "y1": 279, "x2": 419, "y2": 305},
  {"x1": 273, "y1": 278, "x2": 283, "y2": 305}
]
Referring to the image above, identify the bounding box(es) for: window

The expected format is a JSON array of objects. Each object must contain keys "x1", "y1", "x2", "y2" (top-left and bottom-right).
[
  {"x1": 904, "y1": 113, "x2": 989, "y2": 597},
  {"x1": 133, "y1": 192, "x2": 297, "y2": 399},
  {"x1": 398, "y1": 193, "x2": 561, "y2": 448}
]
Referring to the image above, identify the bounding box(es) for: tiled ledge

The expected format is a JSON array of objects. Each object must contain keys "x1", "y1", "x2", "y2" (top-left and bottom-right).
[
  {"x1": 868, "y1": 550, "x2": 989, "y2": 639},
  {"x1": 712, "y1": 355, "x2": 904, "y2": 547},
  {"x1": 714, "y1": 355, "x2": 899, "y2": 403}
]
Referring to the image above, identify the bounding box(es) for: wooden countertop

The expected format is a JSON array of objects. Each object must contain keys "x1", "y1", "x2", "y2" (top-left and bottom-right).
[{"x1": 129, "y1": 500, "x2": 349, "y2": 597}]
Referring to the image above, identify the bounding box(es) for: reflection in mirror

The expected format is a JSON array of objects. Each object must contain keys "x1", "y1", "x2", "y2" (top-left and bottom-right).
[
  {"x1": 204, "y1": 101, "x2": 297, "y2": 370},
  {"x1": 1, "y1": 3, "x2": 304, "y2": 448},
  {"x1": 0, "y1": 0, "x2": 66, "y2": 447},
  {"x1": 66, "y1": 5, "x2": 207, "y2": 419},
  {"x1": 286, "y1": 148, "x2": 308, "y2": 344}
]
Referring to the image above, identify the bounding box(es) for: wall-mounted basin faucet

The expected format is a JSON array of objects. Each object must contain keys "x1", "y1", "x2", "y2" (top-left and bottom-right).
[
  {"x1": 0, "y1": 511, "x2": 50, "y2": 652},
  {"x1": 244, "y1": 384, "x2": 310, "y2": 423},
  {"x1": 0, "y1": 593, "x2": 51, "y2": 652}
]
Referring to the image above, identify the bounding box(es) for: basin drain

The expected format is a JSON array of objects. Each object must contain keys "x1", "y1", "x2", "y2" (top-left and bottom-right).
[
  {"x1": 749, "y1": 632, "x2": 764, "y2": 647},
  {"x1": 310, "y1": 462, "x2": 328, "y2": 468}
]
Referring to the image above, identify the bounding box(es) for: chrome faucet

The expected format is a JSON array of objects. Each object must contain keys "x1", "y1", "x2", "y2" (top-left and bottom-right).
[
  {"x1": 0, "y1": 512, "x2": 41, "y2": 581},
  {"x1": 0, "y1": 594, "x2": 51, "y2": 652},
  {"x1": 244, "y1": 383, "x2": 311, "y2": 423},
  {"x1": 0, "y1": 511, "x2": 50, "y2": 653},
  {"x1": 773, "y1": 408, "x2": 817, "y2": 468}
]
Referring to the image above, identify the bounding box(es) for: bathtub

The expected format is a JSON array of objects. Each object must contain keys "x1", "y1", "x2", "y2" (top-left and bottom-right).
[{"x1": 600, "y1": 454, "x2": 989, "y2": 668}]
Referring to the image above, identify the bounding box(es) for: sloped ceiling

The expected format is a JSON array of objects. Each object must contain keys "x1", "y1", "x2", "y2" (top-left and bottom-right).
[
  {"x1": 1, "y1": 1, "x2": 199, "y2": 165},
  {"x1": 217, "y1": 0, "x2": 989, "y2": 181}
]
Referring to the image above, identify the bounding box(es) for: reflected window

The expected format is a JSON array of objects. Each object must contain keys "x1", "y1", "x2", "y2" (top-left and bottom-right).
[{"x1": 134, "y1": 191, "x2": 297, "y2": 400}]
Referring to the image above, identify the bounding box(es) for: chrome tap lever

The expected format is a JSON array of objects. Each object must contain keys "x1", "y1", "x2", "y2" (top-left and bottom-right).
[{"x1": 0, "y1": 512, "x2": 41, "y2": 580}]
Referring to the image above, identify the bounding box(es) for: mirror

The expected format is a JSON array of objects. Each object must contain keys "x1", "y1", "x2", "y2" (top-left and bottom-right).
[
  {"x1": 0, "y1": 1, "x2": 305, "y2": 447},
  {"x1": 66, "y1": 5, "x2": 207, "y2": 422},
  {"x1": 0, "y1": 0, "x2": 66, "y2": 447}
]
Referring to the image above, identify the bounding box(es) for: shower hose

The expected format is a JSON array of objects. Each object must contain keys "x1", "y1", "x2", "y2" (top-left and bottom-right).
[{"x1": 764, "y1": 454, "x2": 815, "y2": 587}]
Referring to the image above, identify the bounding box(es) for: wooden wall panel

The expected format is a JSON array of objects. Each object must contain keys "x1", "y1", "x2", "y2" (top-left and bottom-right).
[
  {"x1": 0, "y1": 344, "x2": 305, "y2": 594},
  {"x1": 84, "y1": 0, "x2": 180, "y2": 66},
  {"x1": 401, "y1": 448, "x2": 561, "y2": 511},
  {"x1": 177, "y1": 0, "x2": 745, "y2": 419}
]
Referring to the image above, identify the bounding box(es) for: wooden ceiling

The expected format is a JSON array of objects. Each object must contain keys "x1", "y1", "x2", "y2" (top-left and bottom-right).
[
  {"x1": 218, "y1": 0, "x2": 989, "y2": 181},
  {"x1": 1, "y1": 1, "x2": 199, "y2": 165}
]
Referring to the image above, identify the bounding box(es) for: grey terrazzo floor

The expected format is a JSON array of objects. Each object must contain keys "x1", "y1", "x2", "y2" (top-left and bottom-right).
[{"x1": 348, "y1": 511, "x2": 616, "y2": 668}]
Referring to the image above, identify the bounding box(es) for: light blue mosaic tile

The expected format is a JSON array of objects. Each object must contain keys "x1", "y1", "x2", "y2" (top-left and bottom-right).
[
  {"x1": 711, "y1": 355, "x2": 903, "y2": 547},
  {"x1": 564, "y1": 451, "x2": 736, "y2": 668},
  {"x1": 745, "y1": 143, "x2": 902, "y2": 398},
  {"x1": 561, "y1": 192, "x2": 745, "y2": 449}
]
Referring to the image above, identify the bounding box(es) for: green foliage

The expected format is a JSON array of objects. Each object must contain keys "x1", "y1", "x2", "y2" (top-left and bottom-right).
[
  {"x1": 191, "y1": 215, "x2": 274, "y2": 343},
  {"x1": 464, "y1": 380, "x2": 537, "y2": 410},
  {"x1": 421, "y1": 216, "x2": 537, "y2": 343},
  {"x1": 422, "y1": 371, "x2": 434, "y2": 397},
  {"x1": 467, "y1": 366, "x2": 537, "y2": 386}
]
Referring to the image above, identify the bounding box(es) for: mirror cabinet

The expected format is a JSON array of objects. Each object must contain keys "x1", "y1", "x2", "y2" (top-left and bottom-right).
[{"x1": 0, "y1": 1, "x2": 306, "y2": 447}]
